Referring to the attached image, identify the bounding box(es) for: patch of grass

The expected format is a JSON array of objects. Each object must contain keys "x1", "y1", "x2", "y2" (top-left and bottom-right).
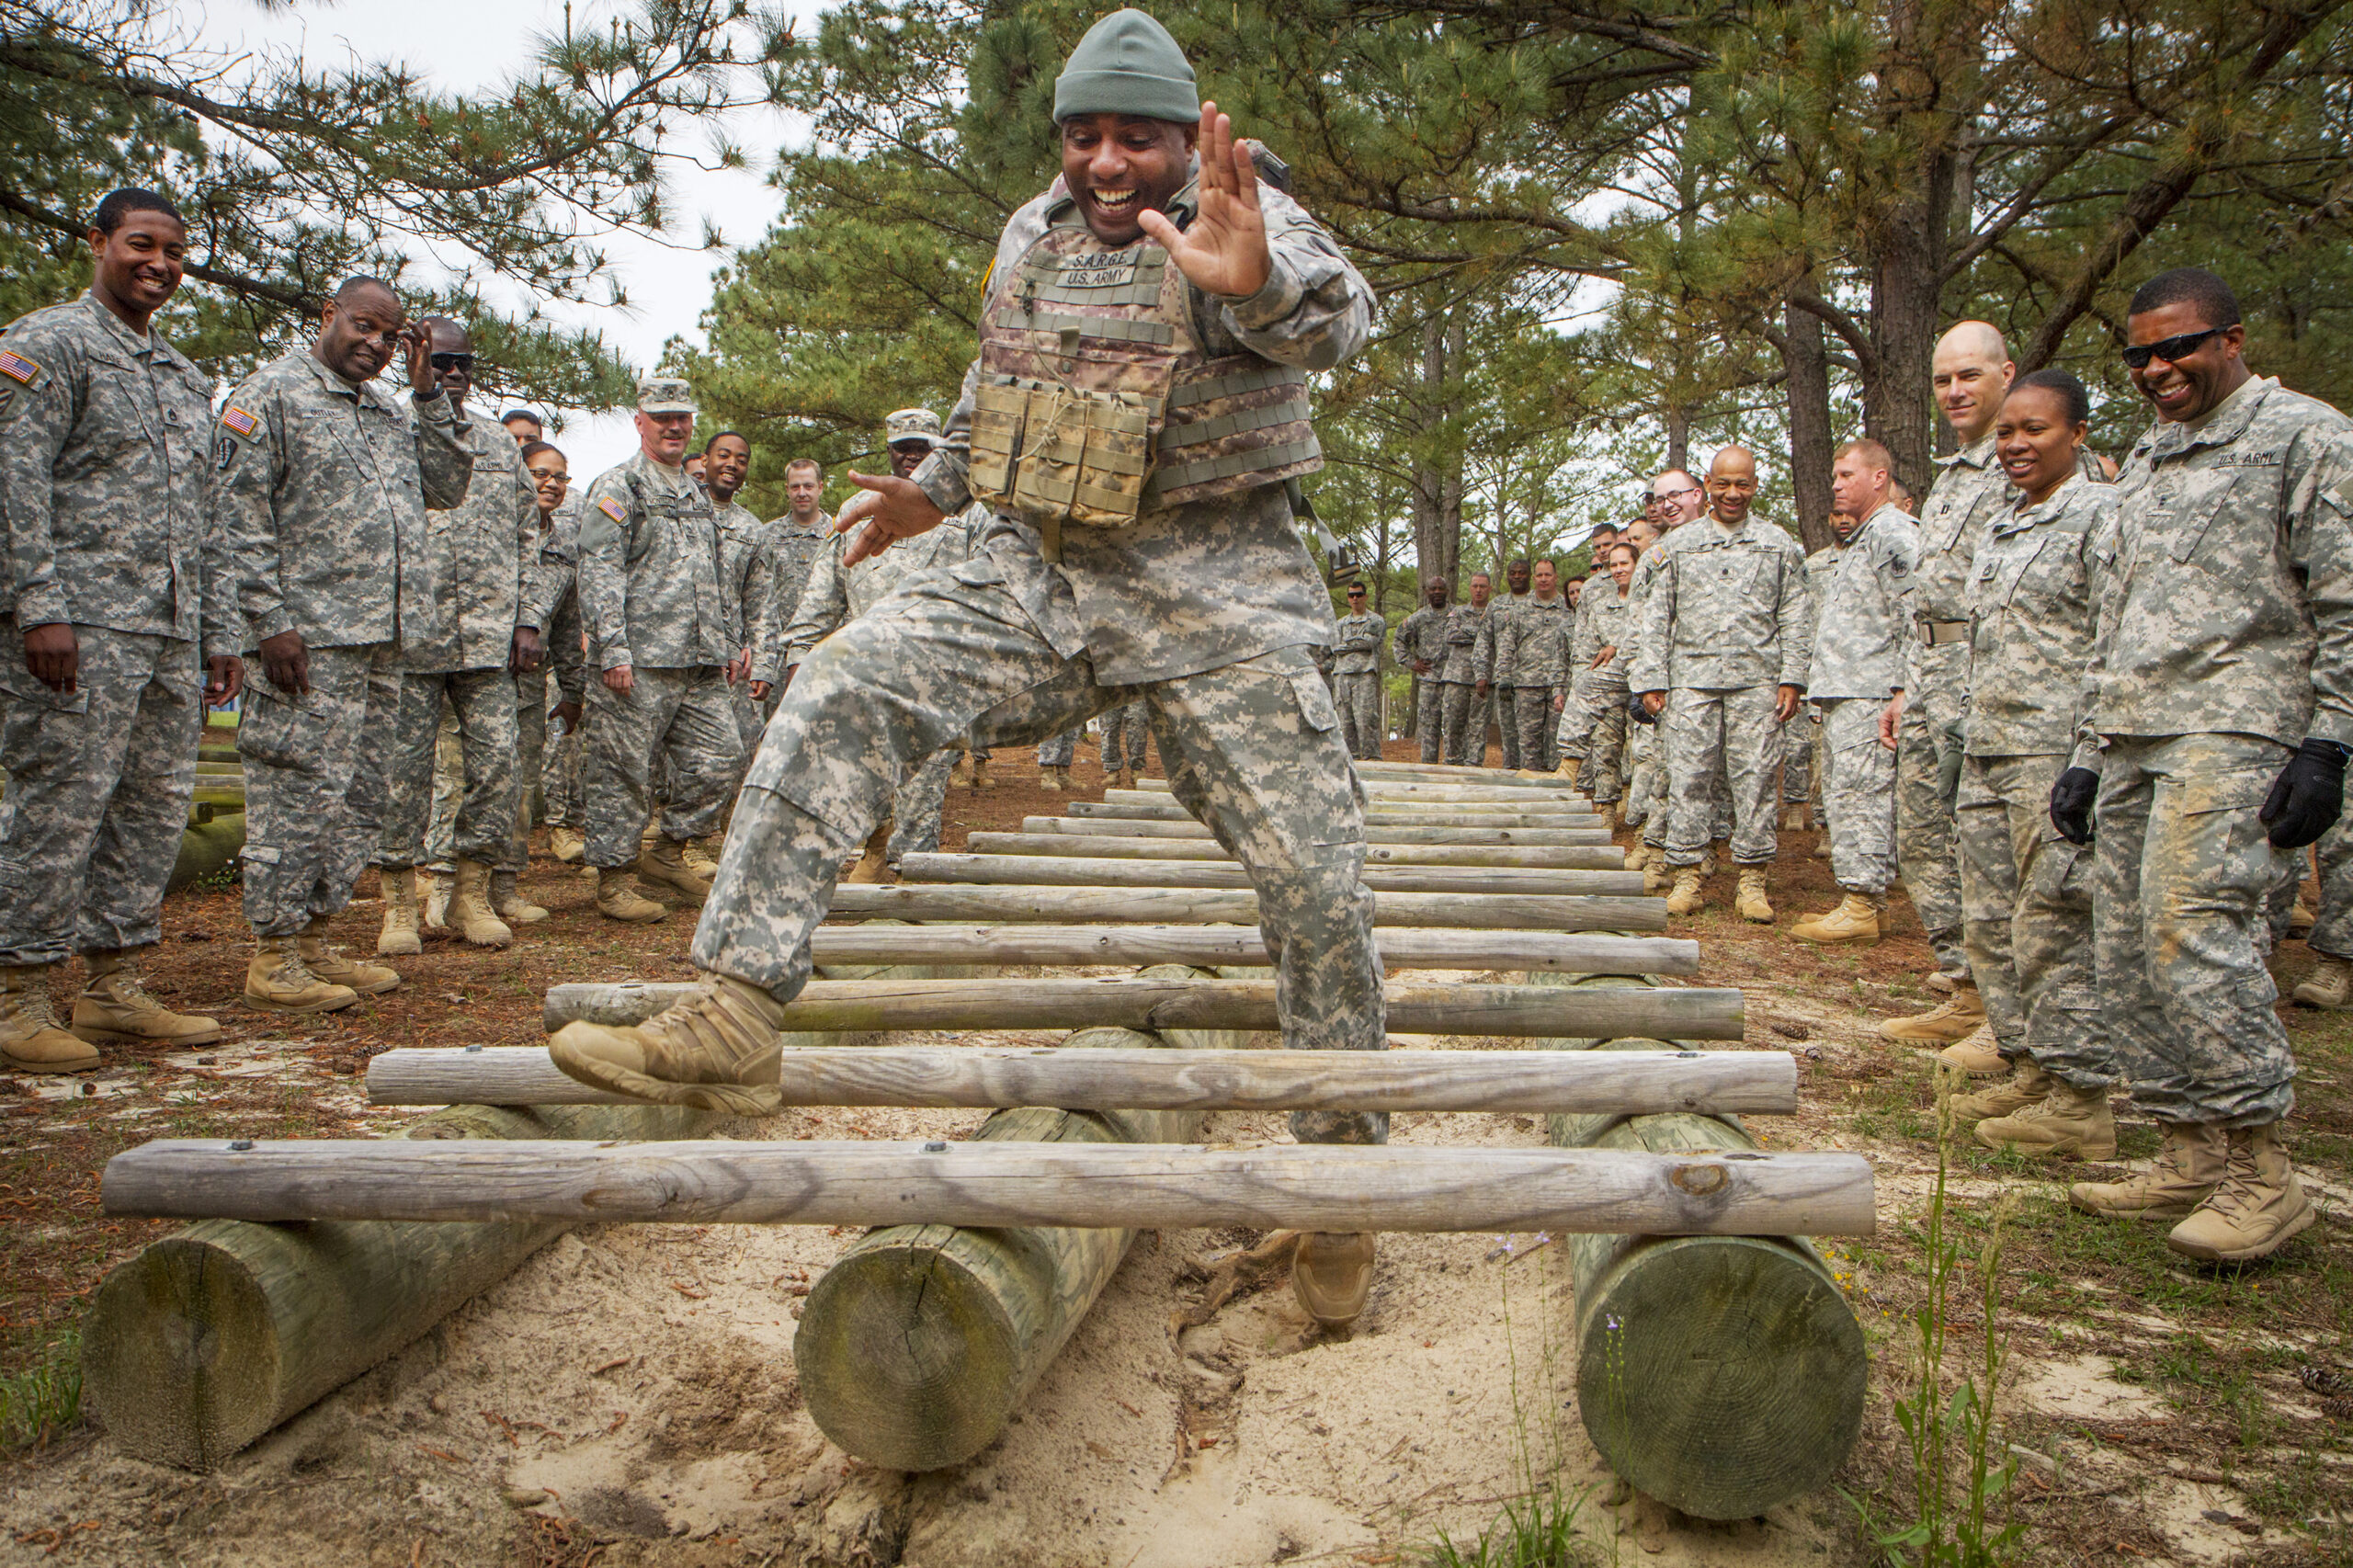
[
  {"x1": 1425, "y1": 1486, "x2": 1598, "y2": 1568},
  {"x1": 0, "y1": 1329, "x2": 82, "y2": 1450}
]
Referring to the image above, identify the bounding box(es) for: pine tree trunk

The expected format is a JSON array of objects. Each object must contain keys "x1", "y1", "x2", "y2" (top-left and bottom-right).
[{"x1": 1785, "y1": 290, "x2": 1837, "y2": 554}]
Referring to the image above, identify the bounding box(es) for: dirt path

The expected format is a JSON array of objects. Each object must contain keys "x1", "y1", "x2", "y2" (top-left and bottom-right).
[{"x1": 2, "y1": 740, "x2": 2346, "y2": 1566}]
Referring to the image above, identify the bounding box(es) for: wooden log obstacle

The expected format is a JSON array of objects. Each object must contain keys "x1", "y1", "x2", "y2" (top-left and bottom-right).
[{"x1": 90, "y1": 760, "x2": 1871, "y2": 1502}]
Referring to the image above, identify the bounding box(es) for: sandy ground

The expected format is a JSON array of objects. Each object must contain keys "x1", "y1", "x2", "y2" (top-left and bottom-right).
[{"x1": 2, "y1": 739, "x2": 2346, "y2": 1566}]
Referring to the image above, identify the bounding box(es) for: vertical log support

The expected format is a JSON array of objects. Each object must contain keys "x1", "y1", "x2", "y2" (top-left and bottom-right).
[{"x1": 1534, "y1": 970, "x2": 1865, "y2": 1521}]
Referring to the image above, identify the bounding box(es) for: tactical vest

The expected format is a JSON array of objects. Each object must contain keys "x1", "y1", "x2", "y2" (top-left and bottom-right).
[{"x1": 968, "y1": 202, "x2": 1323, "y2": 539}]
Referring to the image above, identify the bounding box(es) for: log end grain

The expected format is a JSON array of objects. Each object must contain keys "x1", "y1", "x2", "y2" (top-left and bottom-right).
[
  {"x1": 1574, "y1": 1233, "x2": 1865, "y2": 1520},
  {"x1": 82, "y1": 1233, "x2": 283, "y2": 1471}
]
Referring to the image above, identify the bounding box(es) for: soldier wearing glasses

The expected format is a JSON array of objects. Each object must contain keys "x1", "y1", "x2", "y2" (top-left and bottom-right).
[{"x1": 2052, "y1": 267, "x2": 2353, "y2": 1263}]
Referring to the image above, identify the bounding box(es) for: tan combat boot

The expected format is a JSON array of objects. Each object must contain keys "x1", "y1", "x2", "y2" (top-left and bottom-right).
[
  {"x1": 423, "y1": 870, "x2": 451, "y2": 930},
  {"x1": 845, "y1": 821, "x2": 893, "y2": 885},
  {"x1": 1950, "y1": 1057, "x2": 2051, "y2": 1124},
  {"x1": 490, "y1": 869, "x2": 550, "y2": 926},
  {"x1": 1, "y1": 965, "x2": 99, "y2": 1073},
  {"x1": 72, "y1": 950, "x2": 222, "y2": 1048},
  {"x1": 1556, "y1": 756, "x2": 1580, "y2": 786},
  {"x1": 1643, "y1": 857, "x2": 1672, "y2": 896},
  {"x1": 970, "y1": 756, "x2": 993, "y2": 790},
  {"x1": 298, "y1": 917, "x2": 399, "y2": 995},
  {"x1": 1937, "y1": 1025, "x2": 2008, "y2": 1078},
  {"x1": 1812, "y1": 835, "x2": 1832, "y2": 859},
  {"x1": 445, "y1": 859, "x2": 514, "y2": 949},
  {"x1": 1975, "y1": 1079, "x2": 2117, "y2": 1160},
  {"x1": 2165, "y1": 1123, "x2": 2317, "y2": 1263},
  {"x1": 949, "y1": 753, "x2": 973, "y2": 789},
  {"x1": 2294, "y1": 954, "x2": 2351, "y2": 1008},
  {"x1": 2289, "y1": 899, "x2": 2317, "y2": 938},
  {"x1": 1292, "y1": 1231, "x2": 1377, "y2": 1329},
  {"x1": 549, "y1": 972, "x2": 792, "y2": 1113},
  {"x1": 378, "y1": 868, "x2": 423, "y2": 955},
  {"x1": 596, "y1": 867, "x2": 668, "y2": 924},
  {"x1": 681, "y1": 837, "x2": 723, "y2": 881},
  {"x1": 1112, "y1": 764, "x2": 1136, "y2": 792},
  {"x1": 1699, "y1": 842, "x2": 1720, "y2": 878},
  {"x1": 638, "y1": 835, "x2": 712, "y2": 903},
  {"x1": 2070, "y1": 1120, "x2": 2230, "y2": 1221},
  {"x1": 1039, "y1": 766, "x2": 1062, "y2": 793},
  {"x1": 1789, "y1": 892, "x2": 1881, "y2": 945},
  {"x1": 1781, "y1": 801, "x2": 1813, "y2": 832},
  {"x1": 244, "y1": 935, "x2": 358, "y2": 1014},
  {"x1": 548, "y1": 825, "x2": 585, "y2": 864},
  {"x1": 1665, "y1": 866, "x2": 1707, "y2": 916},
  {"x1": 1624, "y1": 840, "x2": 1650, "y2": 871},
  {"x1": 1735, "y1": 867, "x2": 1774, "y2": 923},
  {"x1": 1881, "y1": 982, "x2": 1985, "y2": 1044}
]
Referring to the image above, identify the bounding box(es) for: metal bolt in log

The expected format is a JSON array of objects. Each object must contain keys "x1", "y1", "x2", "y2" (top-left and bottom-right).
[
  {"x1": 79, "y1": 1100, "x2": 710, "y2": 1471},
  {"x1": 825, "y1": 884, "x2": 1668, "y2": 933},
  {"x1": 1532, "y1": 970, "x2": 1868, "y2": 1521}
]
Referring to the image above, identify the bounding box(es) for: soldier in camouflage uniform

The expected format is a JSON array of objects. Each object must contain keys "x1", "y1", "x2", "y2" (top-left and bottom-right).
[
  {"x1": 1101, "y1": 700, "x2": 1154, "y2": 787},
  {"x1": 1485, "y1": 558, "x2": 1531, "y2": 768},
  {"x1": 1785, "y1": 540, "x2": 1841, "y2": 829},
  {"x1": 1438, "y1": 572, "x2": 1492, "y2": 766},
  {"x1": 373, "y1": 320, "x2": 542, "y2": 955},
  {"x1": 1331, "y1": 581, "x2": 1386, "y2": 760},
  {"x1": 513, "y1": 440, "x2": 585, "y2": 892},
  {"x1": 551, "y1": 14, "x2": 1389, "y2": 1327},
  {"x1": 1495, "y1": 560, "x2": 1573, "y2": 772},
  {"x1": 213, "y1": 276, "x2": 473, "y2": 1011},
  {"x1": 1939, "y1": 371, "x2": 2119, "y2": 1160},
  {"x1": 2290, "y1": 824, "x2": 2353, "y2": 1008},
  {"x1": 574, "y1": 377, "x2": 744, "y2": 923},
  {"x1": 782, "y1": 410, "x2": 978, "y2": 866},
  {"x1": 1792, "y1": 442, "x2": 1917, "y2": 944},
  {"x1": 0, "y1": 189, "x2": 244, "y2": 1071},
  {"x1": 2054, "y1": 268, "x2": 2348, "y2": 1262},
  {"x1": 704, "y1": 432, "x2": 780, "y2": 818},
  {"x1": 1575, "y1": 543, "x2": 1639, "y2": 807},
  {"x1": 1881, "y1": 324, "x2": 2018, "y2": 1045},
  {"x1": 1632, "y1": 447, "x2": 1810, "y2": 923},
  {"x1": 1397, "y1": 577, "x2": 1449, "y2": 763}
]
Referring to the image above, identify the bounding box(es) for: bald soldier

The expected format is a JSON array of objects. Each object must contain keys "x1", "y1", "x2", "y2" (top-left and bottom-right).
[
  {"x1": 547, "y1": 12, "x2": 1390, "y2": 1328},
  {"x1": 1631, "y1": 447, "x2": 1810, "y2": 922},
  {"x1": 1879, "y1": 323, "x2": 2017, "y2": 1049}
]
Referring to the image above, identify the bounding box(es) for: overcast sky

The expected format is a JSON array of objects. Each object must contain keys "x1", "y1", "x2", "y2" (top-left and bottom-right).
[{"x1": 210, "y1": 0, "x2": 820, "y2": 479}]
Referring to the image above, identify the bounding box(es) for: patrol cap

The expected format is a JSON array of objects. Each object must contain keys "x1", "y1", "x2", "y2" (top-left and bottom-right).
[
  {"x1": 885, "y1": 408, "x2": 943, "y2": 449},
  {"x1": 1053, "y1": 9, "x2": 1200, "y2": 126},
  {"x1": 636, "y1": 376, "x2": 698, "y2": 415}
]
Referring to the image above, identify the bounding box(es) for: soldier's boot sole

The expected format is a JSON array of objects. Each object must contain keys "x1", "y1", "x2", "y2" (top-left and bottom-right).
[
  {"x1": 242, "y1": 986, "x2": 358, "y2": 1016},
  {"x1": 68, "y1": 1017, "x2": 223, "y2": 1049}
]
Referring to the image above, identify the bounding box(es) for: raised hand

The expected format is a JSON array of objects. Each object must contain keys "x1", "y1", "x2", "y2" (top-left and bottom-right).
[
  {"x1": 1136, "y1": 103, "x2": 1271, "y2": 301},
  {"x1": 835, "y1": 470, "x2": 947, "y2": 568}
]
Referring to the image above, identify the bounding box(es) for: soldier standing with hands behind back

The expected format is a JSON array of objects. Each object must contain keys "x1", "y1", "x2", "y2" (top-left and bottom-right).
[
  {"x1": 0, "y1": 188, "x2": 244, "y2": 1072},
  {"x1": 212, "y1": 276, "x2": 473, "y2": 1013},
  {"x1": 1330, "y1": 581, "x2": 1386, "y2": 760}
]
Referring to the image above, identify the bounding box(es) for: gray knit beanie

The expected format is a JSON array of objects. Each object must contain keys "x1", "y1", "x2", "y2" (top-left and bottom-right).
[{"x1": 1053, "y1": 9, "x2": 1200, "y2": 125}]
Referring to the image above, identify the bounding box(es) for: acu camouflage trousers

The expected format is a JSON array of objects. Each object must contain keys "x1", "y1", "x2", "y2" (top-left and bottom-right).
[
  {"x1": 1037, "y1": 724, "x2": 1080, "y2": 767},
  {"x1": 1512, "y1": 687, "x2": 1562, "y2": 774},
  {"x1": 237, "y1": 642, "x2": 399, "y2": 937},
  {"x1": 1818, "y1": 698, "x2": 1896, "y2": 895},
  {"x1": 1335, "y1": 672, "x2": 1381, "y2": 761},
  {"x1": 1102, "y1": 699, "x2": 1153, "y2": 772},
  {"x1": 1897, "y1": 645, "x2": 1971, "y2": 975},
  {"x1": 0, "y1": 626, "x2": 201, "y2": 965},
  {"x1": 1659, "y1": 686, "x2": 1784, "y2": 868},
  {"x1": 695, "y1": 562, "x2": 1386, "y2": 1147},
  {"x1": 380, "y1": 667, "x2": 518, "y2": 870},
  {"x1": 581, "y1": 666, "x2": 741, "y2": 869},
  {"x1": 1439, "y1": 681, "x2": 1482, "y2": 767},
  {"x1": 1955, "y1": 753, "x2": 2112, "y2": 1087},
  {"x1": 1495, "y1": 687, "x2": 1519, "y2": 769},
  {"x1": 2094, "y1": 733, "x2": 2298, "y2": 1127},
  {"x1": 1414, "y1": 676, "x2": 1444, "y2": 763},
  {"x1": 1577, "y1": 673, "x2": 1631, "y2": 805}
]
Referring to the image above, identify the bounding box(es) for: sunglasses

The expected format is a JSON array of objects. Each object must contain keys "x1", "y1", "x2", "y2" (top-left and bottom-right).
[
  {"x1": 429, "y1": 352, "x2": 475, "y2": 372},
  {"x1": 2121, "y1": 326, "x2": 2228, "y2": 370}
]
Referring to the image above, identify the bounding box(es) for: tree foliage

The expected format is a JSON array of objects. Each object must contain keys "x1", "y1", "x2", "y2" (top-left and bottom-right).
[{"x1": 2, "y1": 0, "x2": 790, "y2": 410}]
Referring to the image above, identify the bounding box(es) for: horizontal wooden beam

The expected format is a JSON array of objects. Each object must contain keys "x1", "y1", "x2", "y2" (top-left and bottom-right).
[
  {"x1": 1118, "y1": 782, "x2": 1597, "y2": 806},
  {"x1": 964, "y1": 833, "x2": 1623, "y2": 870},
  {"x1": 540, "y1": 976, "x2": 1741, "y2": 1039},
  {"x1": 102, "y1": 1141, "x2": 1875, "y2": 1237},
  {"x1": 1357, "y1": 762, "x2": 1582, "y2": 789},
  {"x1": 1019, "y1": 817, "x2": 1613, "y2": 846},
  {"x1": 895, "y1": 853, "x2": 1643, "y2": 896},
  {"x1": 809, "y1": 924, "x2": 1694, "y2": 972},
  {"x1": 366, "y1": 1043, "x2": 1793, "y2": 1113},
  {"x1": 824, "y1": 884, "x2": 1668, "y2": 932}
]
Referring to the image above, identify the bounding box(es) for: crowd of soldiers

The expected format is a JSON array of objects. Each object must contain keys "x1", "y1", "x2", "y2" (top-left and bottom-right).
[
  {"x1": 0, "y1": 186, "x2": 998, "y2": 1054},
  {"x1": 0, "y1": 15, "x2": 2335, "y2": 1316},
  {"x1": 1346, "y1": 276, "x2": 2340, "y2": 1265}
]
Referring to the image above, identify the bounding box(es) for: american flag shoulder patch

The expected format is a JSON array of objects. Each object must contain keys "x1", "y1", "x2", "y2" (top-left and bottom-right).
[
  {"x1": 597, "y1": 496, "x2": 629, "y2": 523},
  {"x1": 221, "y1": 406, "x2": 260, "y2": 437},
  {"x1": 0, "y1": 348, "x2": 39, "y2": 384}
]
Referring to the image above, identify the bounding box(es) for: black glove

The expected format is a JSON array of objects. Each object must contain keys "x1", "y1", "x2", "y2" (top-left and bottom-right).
[
  {"x1": 1628, "y1": 690, "x2": 1655, "y2": 726},
  {"x1": 2261, "y1": 738, "x2": 2349, "y2": 849},
  {"x1": 2050, "y1": 767, "x2": 2098, "y2": 846}
]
